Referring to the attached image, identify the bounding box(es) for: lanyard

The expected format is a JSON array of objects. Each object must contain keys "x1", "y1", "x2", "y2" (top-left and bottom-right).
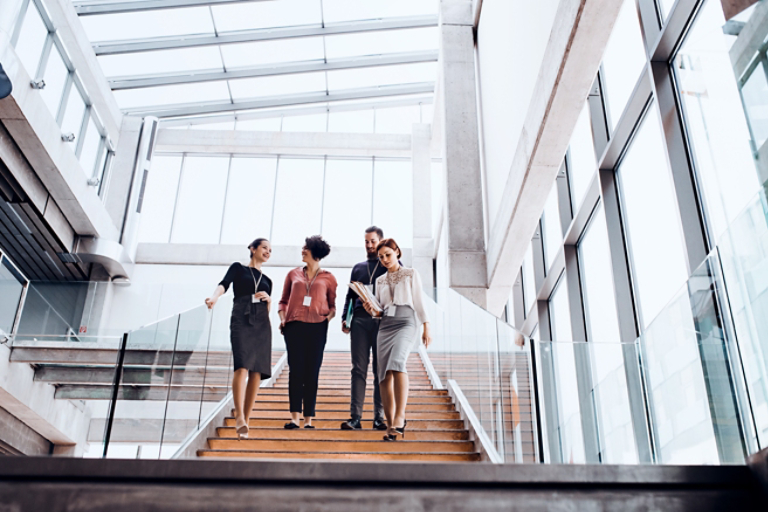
[
  {"x1": 249, "y1": 266, "x2": 263, "y2": 293},
  {"x1": 303, "y1": 267, "x2": 321, "y2": 295},
  {"x1": 367, "y1": 260, "x2": 380, "y2": 285}
]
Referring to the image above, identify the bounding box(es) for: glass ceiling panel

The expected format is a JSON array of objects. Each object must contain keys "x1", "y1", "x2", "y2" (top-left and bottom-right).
[
  {"x1": 322, "y1": 0, "x2": 437, "y2": 23},
  {"x1": 236, "y1": 117, "x2": 283, "y2": 131},
  {"x1": 228, "y1": 72, "x2": 326, "y2": 101},
  {"x1": 328, "y1": 110, "x2": 374, "y2": 133},
  {"x1": 211, "y1": 0, "x2": 322, "y2": 32},
  {"x1": 327, "y1": 62, "x2": 436, "y2": 91},
  {"x1": 113, "y1": 81, "x2": 231, "y2": 110},
  {"x1": 79, "y1": 8, "x2": 215, "y2": 42},
  {"x1": 98, "y1": 47, "x2": 224, "y2": 78},
  {"x1": 325, "y1": 27, "x2": 438, "y2": 59},
  {"x1": 282, "y1": 113, "x2": 327, "y2": 132},
  {"x1": 375, "y1": 105, "x2": 422, "y2": 134},
  {"x1": 220, "y1": 38, "x2": 325, "y2": 69}
]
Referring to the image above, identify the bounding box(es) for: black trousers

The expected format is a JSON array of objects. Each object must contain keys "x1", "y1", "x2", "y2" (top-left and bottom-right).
[
  {"x1": 284, "y1": 320, "x2": 328, "y2": 417},
  {"x1": 350, "y1": 313, "x2": 384, "y2": 420}
]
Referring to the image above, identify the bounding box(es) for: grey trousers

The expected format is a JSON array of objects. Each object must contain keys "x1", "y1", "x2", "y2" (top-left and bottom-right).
[{"x1": 350, "y1": 314, "x2": 385, "y2": 420}]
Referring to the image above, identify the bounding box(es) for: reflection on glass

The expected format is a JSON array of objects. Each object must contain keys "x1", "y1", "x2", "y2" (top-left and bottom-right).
[
  {"x1": 718, "y1": 189, "x2": 768, "y2": 448},
  {"x1": 0, "y1": 258, "x2": 25, "y2": 336},
  {"x1": 171, "y1": 156, "x2": 229, "y2": 244},
  {"x1": 640, "y1": 289, "x2": 720, "y2": 464},
  {"x1": 220, "y1": 157, "x2": 278, "y2": 244},
  {"x1": 542, "y1": 181, "x2": 562, "y2": 271},
  {"x1": 601, "y1": 0, "x2": 647, "y2": 130},
  {"x1": 138, "y1": 156, "x2": 183, "y2": 243},
  {"x1": 618, "y1": 103, "x2": 688, "y2": 328},
  {"x1": 13, "y1": 3, "x2": 48, "y2": 78},
  {"x1": 674, "y1": 0, "x2": 760, "y2": 242},
  {"x1": 568, "y1": 102, "x2": 598, "y2": 209}
]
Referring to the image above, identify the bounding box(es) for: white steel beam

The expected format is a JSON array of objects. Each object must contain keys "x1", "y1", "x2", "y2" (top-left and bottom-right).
[
  {"x1": 109, "y1": 50, "x2": 439, "y2": 90},
  {"x1": 159, "y1": 95, "x2": 433, "y2": 127},
  {"x1": 123, "y1": 82, "x2": 435, "y2": 118},
  {"x1": 91, "y1": 15, "x2": 438, "y2": 55},
  {"x1": 154, "y1": 129, "x2": 412, "y2": 158},
  {"x1": 73, "y1": 0, "x2": 272, "y2": 16}
]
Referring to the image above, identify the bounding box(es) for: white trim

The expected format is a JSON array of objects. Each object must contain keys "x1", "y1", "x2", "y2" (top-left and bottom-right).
[{"x1": 447, "y1": 378, "x2": 503, "y2": 464}]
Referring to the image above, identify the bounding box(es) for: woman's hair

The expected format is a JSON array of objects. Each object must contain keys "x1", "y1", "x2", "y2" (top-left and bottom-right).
[
  {"x1": 248, "y1": 238, "x2": 268, "y2": 253},
  {"x1": 376, "y1": 238, "x2": 402, "y2": 259},
  {"x1": 304, "y1": 235, "x2": 331, "y2": 260}
]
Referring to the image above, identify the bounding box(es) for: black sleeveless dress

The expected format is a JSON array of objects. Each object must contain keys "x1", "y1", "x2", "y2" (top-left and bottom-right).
[{"x1": 219, "y1": 263, "x2": 273, "y2": 378}]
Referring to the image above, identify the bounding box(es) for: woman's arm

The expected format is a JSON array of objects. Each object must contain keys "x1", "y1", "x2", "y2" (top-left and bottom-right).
[
  {"x1": 325, "y1": 274, "x2": 337, "y2": 321},
  {"x1": 278, "y1": 272, "x2": 293, "y2": 328},
  {"x1": 205, "y1": 285, "x2": 226, "y2": 309}
]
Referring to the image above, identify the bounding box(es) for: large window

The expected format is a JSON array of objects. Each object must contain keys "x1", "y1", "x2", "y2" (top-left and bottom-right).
[
  {"x1": 617, "y1": 103, "x2": 688, "y2": 328},
  {"x1": 578, "y1": 205, "x2": 637, "y2": 463},
  {"x1": 220, "y1": 157, "x2": 278, "y2": 244},
  {"x1": 321, "y1": 159, "x2": 374, "y2": 247},
  {"x1": 548, "y1": 275, "x2": 586, "y2": 463},
  {"x1": 601, "y1": 0, "x2": 647, "y2": 130},
  {"x1": 171, "y1": 156, "x2": 230, "y2": 244},
  {"x1": 541, "y1": 181, "x2": 563, "y2": 271},
  {"x1": 674, "y1": 0, "x2": 761, "y2": 242},
  {"x1": 568, "y1": 101, "x2": 598, "y2": 210}
]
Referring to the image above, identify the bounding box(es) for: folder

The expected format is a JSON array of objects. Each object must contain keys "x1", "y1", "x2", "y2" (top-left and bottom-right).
[{"x1": 348, "y1": 282, "x2": 383, "y2": 314}]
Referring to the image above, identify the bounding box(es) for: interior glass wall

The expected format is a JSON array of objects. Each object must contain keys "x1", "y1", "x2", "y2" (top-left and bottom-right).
[{"x1": 0, "y1": 256, "x2": 26, "y2": 337}]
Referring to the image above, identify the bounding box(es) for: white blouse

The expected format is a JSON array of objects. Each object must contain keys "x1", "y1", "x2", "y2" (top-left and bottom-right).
[{"x1": 375, "y1": 267, "x2": 429, "y2": 325}]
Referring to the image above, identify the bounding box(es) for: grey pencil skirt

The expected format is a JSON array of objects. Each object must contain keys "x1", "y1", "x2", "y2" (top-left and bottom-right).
[
  {"x1": 376, "y1": 305, "x2": 418, "y2": 382},
  {"x1": 230, "y1": 296, "x2": 272, "y2": 379}
]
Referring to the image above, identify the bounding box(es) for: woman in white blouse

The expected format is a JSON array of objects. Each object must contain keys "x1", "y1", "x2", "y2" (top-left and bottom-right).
[{"x1": 362, "y1": 238, "x2": 431, "y2": 441}]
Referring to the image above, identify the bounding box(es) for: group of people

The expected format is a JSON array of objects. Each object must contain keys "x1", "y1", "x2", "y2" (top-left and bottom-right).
[{"x1": 205, "y1": 226, "x2": 431, "y2": 442}]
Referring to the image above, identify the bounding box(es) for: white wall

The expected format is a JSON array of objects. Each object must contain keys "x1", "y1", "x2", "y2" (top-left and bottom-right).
[{"x1": 476, "y1": 0, "x2": 561, "y2": 232}]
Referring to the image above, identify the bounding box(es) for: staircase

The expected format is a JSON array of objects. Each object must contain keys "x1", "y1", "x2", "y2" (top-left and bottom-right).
[{"x1": 198, "y1": 352, "x2": 480, "y2": 461}]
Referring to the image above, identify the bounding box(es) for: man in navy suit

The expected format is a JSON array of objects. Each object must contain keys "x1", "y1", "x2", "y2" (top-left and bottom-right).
[{"x1": 0, "y1": 64, "x2": 12, "y2": 100}]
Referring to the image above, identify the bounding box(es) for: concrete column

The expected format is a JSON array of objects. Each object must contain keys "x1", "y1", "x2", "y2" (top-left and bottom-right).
[
  {"x1": 439, "y1": 0, "x2": 487, "y2": 307},
  {"x1": 412, "y1": 123, "x2": 434, "y2": 290},
  {"x1": 0, "y1": 0, "x2": 25, "y2": 40}
]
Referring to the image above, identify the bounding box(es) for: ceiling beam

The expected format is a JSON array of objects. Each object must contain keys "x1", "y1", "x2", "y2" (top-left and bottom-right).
[
  {"x1": 73, "y1": 0, "x2": 272, "y2": 16},
  {"x1": 91, "y1": 15, "x2": 438, "y2": 55},
  {"x1": 109, "y1": 50, "x2": 438, "y2": 90},
  {"x1": 158, "y1": 94, "x2": 433, "y2": 126},
  {"x1": 122, "y1": 82, "x2": 435, "y2": 118}
]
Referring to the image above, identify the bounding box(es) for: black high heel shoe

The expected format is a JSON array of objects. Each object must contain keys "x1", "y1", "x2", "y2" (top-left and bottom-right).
[
  {"x1": 393, "y1": 419, "x2": 407, "y2": 439},
  {"x1": 383, "y1": 427, "x2": 398, "y2": 441}
]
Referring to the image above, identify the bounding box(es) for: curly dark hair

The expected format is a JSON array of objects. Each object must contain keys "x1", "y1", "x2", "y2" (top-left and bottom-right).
[{"x1": 304, "y1": 235, "x2": 331, "y2": 260}]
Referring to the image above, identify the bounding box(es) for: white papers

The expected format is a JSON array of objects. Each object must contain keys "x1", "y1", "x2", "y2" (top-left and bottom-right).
[{"x1": 349, "y1": 282, "x2": 383, "y2": 313}]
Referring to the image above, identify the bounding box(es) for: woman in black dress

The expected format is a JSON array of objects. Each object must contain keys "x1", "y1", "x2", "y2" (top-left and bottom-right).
[{"x1": 205, "y1": 238, "x2": 273, "y2": 438}]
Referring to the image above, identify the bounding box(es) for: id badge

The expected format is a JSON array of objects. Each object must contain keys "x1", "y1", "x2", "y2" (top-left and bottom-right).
[
  {"x1": 251, "y1": 295, "x2": 261, "y2": 303},
  {"x1": 364, "y1": 284, "x2": 373, "y2": 295},
  {"x1": 386, "y1": 305, "x2": 397, "y2": 317},
  {"x1": 303, "y1": 295, "x2": 312, "y2": 307}
]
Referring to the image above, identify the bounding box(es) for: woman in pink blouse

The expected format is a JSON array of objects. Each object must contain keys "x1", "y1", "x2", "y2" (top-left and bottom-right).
[{"x1": 278, "y1": 235, "x2": 337, "y2": 429}]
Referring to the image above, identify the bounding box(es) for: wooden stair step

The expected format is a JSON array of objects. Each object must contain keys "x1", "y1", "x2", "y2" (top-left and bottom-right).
[
  {"x1": 207, "y1": 438, "x2": 475, "y2": 453},
  {"x1": 254, "y1": 394, "x2": 453, "y2": 404},
  {"x1": 241, "y1": 410, "x2": 461, "y2": 420},
  {"x1": 250, "y1": 402, "x2": 454, "y2": 412},
  {"x1": 239, "y1": 418, "x2": 466, "y2": 429},
  {"x1": 216, "y1": 427, "x2": 469, "y2": 441},
  {"x1": 257, "y1": 388, "x2": 448, "y2": 397},
  {"x1": 197, "y1": 450, "x2": 480, "y2": 462}
]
